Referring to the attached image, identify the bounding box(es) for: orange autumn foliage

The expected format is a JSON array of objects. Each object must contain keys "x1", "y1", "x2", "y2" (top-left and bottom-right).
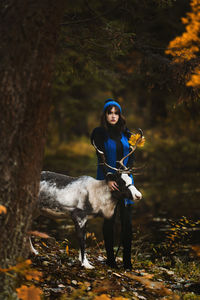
[
  {"x1": 187, "y1": 67, "x2": 200, "y2": 86},
  {"x1": 0, "y1": 260, "x2": 43, "y2": 299},
  {"x1": 16, "y1": 285, "x2": 42, "y2": 300},
  {"x1": 166, "y1": 0, "x2": 200, "y2": 87},
  {"x1": 0, "y1": 259, "x2": 42, "y2": 281},
  {"x1": 0, "y1": 259, "x2": 31, "y2": 273},
  {"x1": 94, "y1": 295, "x2": 129, "y2": 300},
  {"x1": 0, "y1": 205, "x2": 7, "y2": 214},
  {"x1": 0, "y1": 259, "x2": 42, "y2": 283}
]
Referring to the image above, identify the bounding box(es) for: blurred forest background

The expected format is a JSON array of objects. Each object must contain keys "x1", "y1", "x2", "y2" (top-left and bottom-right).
[
  {"x1": 2, "y1": 1, "x2": 200, "y2": 298},
  {"x1": 43, "y1": 0, "x2": 200, "y2": 224}
]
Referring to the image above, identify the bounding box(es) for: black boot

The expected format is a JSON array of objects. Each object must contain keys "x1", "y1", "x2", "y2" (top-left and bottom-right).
[
  {"x1": 123, "y1": 247, "x2": 132, "y2": 271},
  {"x1": 106, "y1": 258, "x2": 118, "y2": 269}
]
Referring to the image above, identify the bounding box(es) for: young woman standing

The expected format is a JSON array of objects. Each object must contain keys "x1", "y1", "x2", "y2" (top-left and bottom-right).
[{"x1": 91, "y1": 99, "x2": 135, "y2": 270}]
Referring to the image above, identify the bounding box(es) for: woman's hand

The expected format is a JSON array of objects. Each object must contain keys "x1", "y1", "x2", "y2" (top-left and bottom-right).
[{"x1": 107, "y1": 180, "x2": 119, "y2": 191}]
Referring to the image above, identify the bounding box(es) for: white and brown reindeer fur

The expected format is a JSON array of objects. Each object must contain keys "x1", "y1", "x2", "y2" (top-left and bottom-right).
[{"x1": 30, "y1": 132, "x2": 143, "y2": 269}]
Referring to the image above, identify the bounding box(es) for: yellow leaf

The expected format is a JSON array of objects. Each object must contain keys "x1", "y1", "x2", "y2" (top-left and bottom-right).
[
  {"x1": 0, "y1": 205, "x2": 7, "y2": 214},
  {"x1": 16, "y1": 284, "x2": 42, "y2": 300},
  {"x1": 94, "y1": 294, "x2": 110, "y2": 300},
  {"x1": 41, "y1": 242, "x2": 47, "y2": 247},
  {"x1": 129, "y1": 134, "x2": 145, "y2": 148},
  {"x1": 66, "y1": 245, "x2": 69, "y2": 255}
]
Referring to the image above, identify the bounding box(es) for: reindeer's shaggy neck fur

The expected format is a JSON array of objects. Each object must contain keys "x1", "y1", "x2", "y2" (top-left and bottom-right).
[{"x1": 87, "y1": 179, "x2": 115, "y2": 219}]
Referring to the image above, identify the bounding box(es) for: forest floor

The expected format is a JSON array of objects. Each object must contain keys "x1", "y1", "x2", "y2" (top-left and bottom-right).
[{"x1": 27, "y1": 236, "x2": 200, "y2": 300}]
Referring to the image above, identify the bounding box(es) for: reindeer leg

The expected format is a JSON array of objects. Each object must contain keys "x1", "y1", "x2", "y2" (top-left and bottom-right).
[{"x1": 71, "y1": 210, "x2": 94, "y2": 269}]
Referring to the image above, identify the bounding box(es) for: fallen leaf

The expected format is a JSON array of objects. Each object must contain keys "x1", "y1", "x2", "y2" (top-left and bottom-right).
[
  {"x1": 24, "y1": 269, "x2": 42, "y2": 281},
  {"x1": 113, "y1": 272, "x2": 122, "y2": 278},
  {"x1": 191, "y1": 245, "x2": 200, "y2": 257},
  {"x1": 93, "y1": 280, "x2": 117, "y2": 294},
  {"x1": 139, "y1": 272, "x2": 154, "y2": 279},
  {"x1": 124, "y1": 273, "x2": 173, "y2": 296},
  {"x1": 94, "y1": 294, "x2": 110, "y2": 300},
  {"x1": 27, "y1": 231, "x2": 51, "y2": 239},
  {"x1": 66, "y1": 245, "x2": 69, "y2": 255},
  {"x1": 16, "y1": 284, "x2": 42, "y2": 300},
  {"x1": 113, "y1": 297, "x2": 130, "y2": 300}
]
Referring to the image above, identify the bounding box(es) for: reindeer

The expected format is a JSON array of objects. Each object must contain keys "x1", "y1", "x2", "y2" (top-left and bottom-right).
[{"x1": 30, "y1": 132, "x2": 143, "y2": 269}]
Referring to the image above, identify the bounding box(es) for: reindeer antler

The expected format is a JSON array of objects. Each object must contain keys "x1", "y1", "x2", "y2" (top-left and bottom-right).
[
  {"x1": 92, "y1": 129, "x2": 144, "y2": 174},
  {"x1": 92, "y1": 141, "x2": 120, "y2": 172},
  {"x1": 117, "y1": 128, "x2": 144, "y2": 171}
]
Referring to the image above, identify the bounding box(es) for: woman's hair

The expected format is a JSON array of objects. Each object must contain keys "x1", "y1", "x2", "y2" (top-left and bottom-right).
[{"x1": 100, "y1": 99, "x2": 126, "y2": 132}]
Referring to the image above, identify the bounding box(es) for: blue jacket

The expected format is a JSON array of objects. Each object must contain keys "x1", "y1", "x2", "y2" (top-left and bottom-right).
[{"x1": 91, "y1": 126, "x2": 134, "y2": 204}]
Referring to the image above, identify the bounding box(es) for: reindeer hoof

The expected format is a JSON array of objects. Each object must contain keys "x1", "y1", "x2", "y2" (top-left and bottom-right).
[
  {"x1": 81, "y1": 261, "x2": 94, "y2": 269},
  {"x1": 31, "y1": 248, "x2": 39, "y2": 255}
]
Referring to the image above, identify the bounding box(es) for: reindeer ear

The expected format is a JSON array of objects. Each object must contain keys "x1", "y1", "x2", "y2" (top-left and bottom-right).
[{"x1": 105, "y1": 172, "x2": 116, "y2": 182}]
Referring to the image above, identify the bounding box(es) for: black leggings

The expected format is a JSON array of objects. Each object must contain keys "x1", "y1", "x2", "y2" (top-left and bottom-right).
[{"x1": 102, "y1": 201, "x2": 133, "y2": 266}]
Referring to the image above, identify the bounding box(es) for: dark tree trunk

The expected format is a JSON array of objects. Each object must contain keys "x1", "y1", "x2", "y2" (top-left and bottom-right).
[{"x1": 0, "y1": 0, "x2": 66, "y2": 296}]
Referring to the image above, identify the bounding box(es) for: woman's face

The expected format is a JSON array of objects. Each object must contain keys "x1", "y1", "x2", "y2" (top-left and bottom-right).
[{"x1": 106, "y1": 106, "x2": 119, "y2": 125}]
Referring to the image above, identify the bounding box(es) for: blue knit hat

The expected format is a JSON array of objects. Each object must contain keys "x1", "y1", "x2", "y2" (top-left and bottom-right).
[{"x1": 103, "y1": 99, "x2": 122, "y2": 113}]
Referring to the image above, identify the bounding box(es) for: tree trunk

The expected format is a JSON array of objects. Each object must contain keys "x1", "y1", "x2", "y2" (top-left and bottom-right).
[{"x1": 0, "y1": 0, "x2": 66, "y2": 296}]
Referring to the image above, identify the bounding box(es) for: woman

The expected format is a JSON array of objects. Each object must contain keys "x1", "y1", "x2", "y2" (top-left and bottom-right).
[{"x1": 91, "y1": 98, "x2": 135, "y2": 270}]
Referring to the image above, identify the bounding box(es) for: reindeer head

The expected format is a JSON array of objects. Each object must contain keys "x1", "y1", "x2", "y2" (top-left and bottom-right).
[
  {"x1": 106, "y1": 172, "x2": 142, "y2": 202},
  {"x1": 92, "y1": 128, "x2": 144, "y2": 202}
]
